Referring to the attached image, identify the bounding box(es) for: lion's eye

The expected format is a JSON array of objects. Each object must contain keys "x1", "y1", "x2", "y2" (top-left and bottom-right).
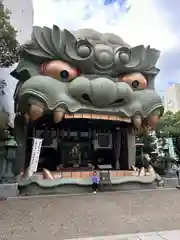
[
  {"x1": 120, "y1": 73, "x2": 147, "y2": 89},
  {"x1": 60, "y1": 70, "x2": 69, "y2": 81},
  {"x1": 131, "y1": 80, "x2": 139, "y2": 88},
  {"x1": 40, "y1": 60, "x2": 80, "y2": 81}
]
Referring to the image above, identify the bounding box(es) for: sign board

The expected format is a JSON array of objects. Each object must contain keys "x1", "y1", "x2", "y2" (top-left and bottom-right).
[{"x1": 28, "y1": 138, "x2": 43, "y2": 177}]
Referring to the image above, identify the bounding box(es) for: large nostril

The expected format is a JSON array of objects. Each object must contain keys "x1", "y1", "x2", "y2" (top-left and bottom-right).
[
  {"x1": 116, "y1": 82, "x2": 134, "y2": 104},
  {"x1": 82, "y1": 93, "x2": 92, "y2": 103},
  {"x1": 113, "y1": 98, "x2": 124, "y2": 104},
  {"x1": 67, "y1": 77, "x2": 91, "y2": 101}
]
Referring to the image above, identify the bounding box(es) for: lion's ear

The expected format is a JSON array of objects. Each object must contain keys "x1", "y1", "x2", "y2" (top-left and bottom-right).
[{"x1": 10, "y1": 58, "x2": 40, "y2": 81}]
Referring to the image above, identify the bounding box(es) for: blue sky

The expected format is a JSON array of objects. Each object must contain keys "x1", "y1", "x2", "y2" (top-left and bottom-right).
[{"x1": 33, "y1": 0, "x2": 180, "y2": 96}]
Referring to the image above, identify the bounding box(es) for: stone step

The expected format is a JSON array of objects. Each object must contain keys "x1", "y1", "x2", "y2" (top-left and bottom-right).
[{"x1": 0, "y1": 183, "x2": 19, "y2": 199}]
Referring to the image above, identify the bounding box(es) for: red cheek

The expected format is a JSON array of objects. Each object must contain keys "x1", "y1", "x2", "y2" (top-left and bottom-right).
[
  {"x1": 68, "y1": 68, "x2": 81, "y2": 81},
  {"x1": 148, "y1": 115, "x2": 159, "y2": 128},
  {"x1": 40, "y1": 63, "x2": 48, "y2": 75},
  {"x1": 76, "y1": 68, "x2": 81, "y2": 76},
  {"x1": 142, "y1": 80, "x2": 147, "y2": 88}
]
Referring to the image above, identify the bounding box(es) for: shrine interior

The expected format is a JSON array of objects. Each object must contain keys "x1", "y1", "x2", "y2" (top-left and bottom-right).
[{"x1": 25, "y1": 116, "x2": 131, "y2": 172}]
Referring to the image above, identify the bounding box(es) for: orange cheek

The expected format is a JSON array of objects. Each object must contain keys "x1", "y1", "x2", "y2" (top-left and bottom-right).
[
  {"x1": 44, "y1": 66, "x2": 59, "y2": 79},
  {"x1": 40, "y1": 61, "x2": 79, "y2": 81},
  {"x1": 120, "y1": 73, "x2": 147, "y2": 89},
  {"x1": 40, "y1": 62, "x2": 60, "y2": 79},
  {"x1": 140, "y1": 79, "x2": 147, "y2": 89}
]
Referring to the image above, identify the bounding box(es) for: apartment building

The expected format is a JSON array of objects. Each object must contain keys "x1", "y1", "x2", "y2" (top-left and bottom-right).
[{"x1": 164, "y1": 83, "x2": 180, "y2": 113}]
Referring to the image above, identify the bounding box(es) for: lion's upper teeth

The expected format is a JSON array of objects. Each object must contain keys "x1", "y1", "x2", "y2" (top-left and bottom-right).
[
  {"x1": 132, "y1": 115, "x2": 142, "y2": 129},
  {"x1": 53, "y1": 107, "x2": 65, "y2": 123}
]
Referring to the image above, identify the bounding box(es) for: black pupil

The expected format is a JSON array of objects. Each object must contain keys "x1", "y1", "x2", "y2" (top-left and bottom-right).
[
  {"x1": 132, "y1": 80, "x2": 139, "y2": 88},
  {"x1": 60, "y1": 70, "x2": 69, "y2": 79}
]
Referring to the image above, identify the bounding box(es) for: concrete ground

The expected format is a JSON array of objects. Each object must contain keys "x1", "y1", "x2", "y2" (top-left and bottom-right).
[
  {"x1": 67, "y1": 230, "x2": 180, "y2": 239},
  {"x1": 0, "y1": 189, "x2": 180, "y2": 240}
]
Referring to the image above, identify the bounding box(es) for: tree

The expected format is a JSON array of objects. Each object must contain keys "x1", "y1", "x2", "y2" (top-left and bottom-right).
[
  {"x1": 0, "y1": 3, "x2": 19, "y2": 180},
  {"x1": 156, "y1": 111, "x2": 180, "y2": 160},
  {"x1": 0, "y1": 2, "x2": 20, "y2": 67},
  {"x1": 136, "y1": 133, "x2": 156, "y2": 169},
  {"x1": 156, "y1": 111, "x2": 180, "y2": 137},
  {"x1": 135, "y1": 112, "x2": 178, "y2": 174}
]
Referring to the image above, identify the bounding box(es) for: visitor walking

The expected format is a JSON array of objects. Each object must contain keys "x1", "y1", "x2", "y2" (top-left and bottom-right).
[{"x1": 176, "y1": 162, "x2": 180, "y2": 185}]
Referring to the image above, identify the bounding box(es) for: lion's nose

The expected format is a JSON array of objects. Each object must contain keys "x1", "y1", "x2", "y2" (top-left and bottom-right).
[
  {"x1": 67, "y1": 77, "x2": 133, "y2": 107},
  {"x1": 90, "y1": 78, "x2": 117, "y2": 107}
]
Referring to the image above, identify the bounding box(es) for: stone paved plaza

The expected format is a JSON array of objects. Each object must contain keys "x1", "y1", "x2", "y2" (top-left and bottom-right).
[
  {"x1": 1, "y1": 189, "x2": 180, "y2": 239},
  {"x1": 68, "y1": 230, "x2": 180, "y2": 239}
]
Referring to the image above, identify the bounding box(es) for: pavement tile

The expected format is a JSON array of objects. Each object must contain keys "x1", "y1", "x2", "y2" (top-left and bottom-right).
[
  {"x1": 124, "y1": 237, "x2": 141, "y2": 240},
  {"x1": 138, "y1": 235, "x2": 164, "y2": 239},
  {"x1": 67, "y1": 234, "x2": 156, "y2": 239},
  {"x1": 2, "y1": 191, "x2": 180, "y2": 239},
  {"x1": 68, "y1": 237, "x2": 140, "y2": 240},
  {"x1": 158, "y1": 230, "x2": 180, "y2": 240},
  {"x1": 120, "y1": 237, "x2": 139, "y2": 240},
  {"x1": 67, "y1": 237, "x2": 140, "y2": 240},
  {"x1": 68, "y1": 231, "x2": 180, "y2": 240}
]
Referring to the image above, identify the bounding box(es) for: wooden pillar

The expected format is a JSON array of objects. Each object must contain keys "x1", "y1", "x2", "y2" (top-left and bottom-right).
[
  {"x1": 127, "y1": 127, "x2": 136, "y2": 169},
  {"x1": 12, "y1": 115, "x2": 27, "y2": 176},
  {"x1": 113, "y1": 130, "x2": 121, "y2": 170},
  {"x1": 0, "y1": 139, "x2": 6, "y2": 181}
]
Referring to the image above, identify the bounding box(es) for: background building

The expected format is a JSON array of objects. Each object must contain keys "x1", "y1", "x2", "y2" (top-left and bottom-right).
[{"x1": 164, "y1": 83, "x2": 180, "y2": 113}]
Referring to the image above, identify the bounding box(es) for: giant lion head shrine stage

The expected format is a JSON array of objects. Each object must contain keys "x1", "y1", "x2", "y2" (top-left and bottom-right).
[{"x1": 1, "y1": 26, "x2": 164, "y2": 195}]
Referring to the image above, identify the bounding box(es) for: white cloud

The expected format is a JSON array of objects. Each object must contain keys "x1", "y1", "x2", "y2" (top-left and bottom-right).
[
  {"x1": 32, "y1": 0, "x2": 179, "y2": 96},
  {"x1": 33, "y1": 0, "x2": 178, "y2": 51}
]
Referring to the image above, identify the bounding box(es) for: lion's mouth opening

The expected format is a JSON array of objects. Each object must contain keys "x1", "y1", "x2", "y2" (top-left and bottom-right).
[
  {"x1": 19, "y1": 103, "x2": 160, "y2": 180},
  {"x1": 21, "y1": 115, "x2": 135, "y2": 180}
]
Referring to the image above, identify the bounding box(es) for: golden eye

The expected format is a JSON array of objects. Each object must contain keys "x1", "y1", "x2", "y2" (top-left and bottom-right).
[
  {"x1": 40, "y1": 60, "x2": 80, "y2": 81},
  {"x1": 120, "y1": 73, "x2": 147, "y2": 89}
]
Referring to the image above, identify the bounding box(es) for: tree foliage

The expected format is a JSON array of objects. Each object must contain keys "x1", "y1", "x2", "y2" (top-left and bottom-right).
[
  {"x1": 0, "y1": 2, "x2": 20, "y2": 67},
  {"x1": 156, "y1": 110, "x2": 180, "y2": 160},
  {"x1": 142, "y1": 135, "x2": 156, "y2": 155},
  {"x1": 156, "y1": 111, "x2": 180, "y2": 137}
]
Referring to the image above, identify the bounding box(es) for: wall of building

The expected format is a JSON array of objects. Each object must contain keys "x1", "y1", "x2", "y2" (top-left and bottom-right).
[{"x1": 164, "y1": 83, "x2": 180, "y2": 113}]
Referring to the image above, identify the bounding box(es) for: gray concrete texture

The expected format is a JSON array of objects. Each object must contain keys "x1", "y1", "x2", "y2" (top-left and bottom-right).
[
  {"x1": 67, "y1": 230, "x2": 180, "y2": 239},
  {"x1": 0, "y1": 189, "x2": 180, "y2": 239}
]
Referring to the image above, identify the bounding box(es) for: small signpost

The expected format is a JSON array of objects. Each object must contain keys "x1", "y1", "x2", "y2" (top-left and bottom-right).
[{"x1": 28, "y1": 138, "x2": 43, "y2": 177}]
